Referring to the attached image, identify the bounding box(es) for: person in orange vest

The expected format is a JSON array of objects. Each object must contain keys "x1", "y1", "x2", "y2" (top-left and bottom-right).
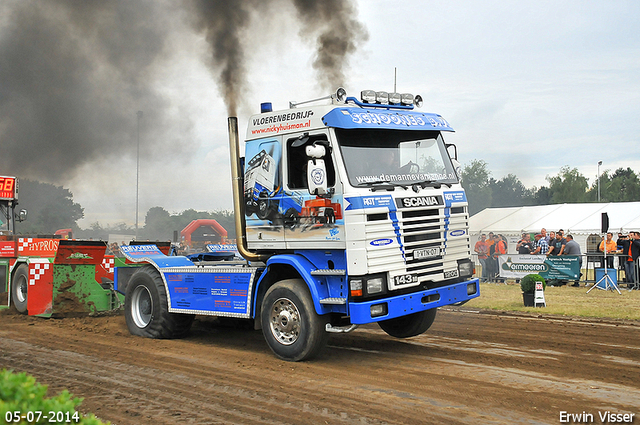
[
  {"x1": 490, "y1": 234, "x2": 507, "y2": 282},
  {"x1": 599, "y1": 232, "x2": 619, "y2": 269}
]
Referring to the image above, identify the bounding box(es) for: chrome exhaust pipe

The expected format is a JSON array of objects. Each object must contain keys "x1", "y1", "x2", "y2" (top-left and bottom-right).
[{"x1": 227, "y1": 117, "x2": 269, "y2": 262}]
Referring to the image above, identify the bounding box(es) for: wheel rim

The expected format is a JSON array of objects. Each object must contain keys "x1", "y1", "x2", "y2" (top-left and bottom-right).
[
  {"x1": 131, "y1": 285, "x2": 153, "y2": 328},
  {"x1": 15, "y1": 275, "x2": 27, "y2": 303},
  {"x1": 268, "y1": 297, "x2": 301, "y2": 346}
]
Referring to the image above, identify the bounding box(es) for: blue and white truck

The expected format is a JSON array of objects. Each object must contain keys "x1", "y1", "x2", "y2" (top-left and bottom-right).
[{"x1": 115, "y1": 88, "x2": 480, "y2": 361}]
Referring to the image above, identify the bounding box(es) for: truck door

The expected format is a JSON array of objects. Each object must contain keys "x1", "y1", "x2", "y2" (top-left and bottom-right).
[
  {"x1": 244, "y1": 137, "x2": 285, "y2": 250},
  {"x1": 283, "y1": 132, "x2": 344, "y2": 249}
]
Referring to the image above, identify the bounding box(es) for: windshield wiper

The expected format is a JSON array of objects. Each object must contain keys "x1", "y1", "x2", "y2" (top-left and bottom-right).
[{"x1": 358, "y1": 180, "x2": 410, "y2": 191}]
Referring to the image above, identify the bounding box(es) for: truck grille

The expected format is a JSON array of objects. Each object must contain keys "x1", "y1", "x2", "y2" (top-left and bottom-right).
[{"x1": 364, "y1": 205, "x2": 469, "y2": 283}]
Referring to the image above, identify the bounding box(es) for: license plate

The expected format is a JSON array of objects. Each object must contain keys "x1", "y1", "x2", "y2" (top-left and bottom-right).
[
  {"x1": 393, "y1": 273, "x2": 419, "y2": 286},
  {"x1": 444, "y1": 269, "x2": 459, "y2": 279},
  {"x1": 413, "y1": 247, "x2": 441, "y2": 260}
]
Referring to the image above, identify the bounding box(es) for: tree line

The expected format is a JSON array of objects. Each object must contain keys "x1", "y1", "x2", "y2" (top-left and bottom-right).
[
  {"x1": 11, "y1": 179, "x2": 235, "y2": 242},
  {"x1": 461, "y1": 161, "x2": 640, "y2": 215},
  {"x1": 10, "y1": 164, "x2": 640, "y2": 239}
]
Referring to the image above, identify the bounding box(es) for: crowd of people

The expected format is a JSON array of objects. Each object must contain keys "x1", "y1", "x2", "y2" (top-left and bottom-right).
[{"x1": 474, "y1": 228, "x2": 640, "y2": 288}]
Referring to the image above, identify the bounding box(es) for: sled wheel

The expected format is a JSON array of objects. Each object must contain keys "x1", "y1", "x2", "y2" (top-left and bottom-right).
[
  {"x1": 125, "y1": 266, "x2": 194, "y2": 339},
  {"x1": 261, "y1": 279, "x2": 327, "y2": 361},
  {"x1": 378, "y1": 308, "x2": 437, "y2": 338},
  {"x1": 11, "y1": 264, "x2": 29, "y2": 314}
]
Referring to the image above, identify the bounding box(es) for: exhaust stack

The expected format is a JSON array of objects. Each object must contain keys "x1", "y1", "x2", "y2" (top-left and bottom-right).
[{"x1": 227, "y1": 117, "x2": 269, "y2": 262}]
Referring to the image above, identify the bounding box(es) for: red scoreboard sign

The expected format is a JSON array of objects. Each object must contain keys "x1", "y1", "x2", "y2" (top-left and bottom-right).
[{"x1": 0, "y1": 176, "x2": 17, "y2": 200}]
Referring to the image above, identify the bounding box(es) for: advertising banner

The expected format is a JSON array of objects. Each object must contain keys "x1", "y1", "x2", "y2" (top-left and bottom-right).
[{"x1": 497, "y1": 255, "x2": 580, "y2": 280}]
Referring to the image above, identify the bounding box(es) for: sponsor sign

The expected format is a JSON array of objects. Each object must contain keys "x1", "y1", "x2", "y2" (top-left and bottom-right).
[
  {"x1": 120, "y1": 244, "x2": 163, "y2": 259},
  {"x1": 443, "y1": 191, "x2": 466, "y2": 206},
  {"x1": 0, "y1": 241, "x2": 15, "y2": 257},
  {"x1": 345, "y1": 195, "x2": 395, "y2": 211},
  {"x1": 497, "y1": 255, "x2": 580, "y2": 279},
  {"x1": 395, "y1": 196, "x2": 443, "y2": 209},
  {"x1": 323, "y1": 108, "x2": 454, "y2": 132},
  {"x1": 370, "y1": 238, "x2": 394, "y2": 247}
]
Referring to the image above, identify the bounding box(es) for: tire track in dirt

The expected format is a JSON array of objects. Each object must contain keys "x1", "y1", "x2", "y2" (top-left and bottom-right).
[{"x1": 1, "y1": 310, "x2": 638, "y2": 425}]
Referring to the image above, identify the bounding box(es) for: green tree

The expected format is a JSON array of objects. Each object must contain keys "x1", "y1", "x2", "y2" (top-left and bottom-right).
[
  {"x1": 460, "y1": 160, "x2": 492, "y2": 215},
  {"x1": 15, "y1": 179, "x2": 84, "y2": 235},
  {"x1": 588, "y1": 167, "x2": 640, "y2": 202},
  {"x1": 143, "y1": 206, "x2": 173, "y2": 240},
  {"x1": 546, "y1": 166, "x2": 588, "y2": 203},
  {"x1": 489, "y1": 174, "x2": 531, "y2": 207}
]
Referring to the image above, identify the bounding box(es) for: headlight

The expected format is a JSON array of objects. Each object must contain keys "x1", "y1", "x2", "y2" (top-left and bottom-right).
[
  {"x1": 366, "y1": 277, "x2": 384, "y2": 294},
  {"x1": 458, "y1": 260, "x2": 474, "y2": 277},
  {"x1": 370, "y1": 303, "x2": 388, "y2": 318}
]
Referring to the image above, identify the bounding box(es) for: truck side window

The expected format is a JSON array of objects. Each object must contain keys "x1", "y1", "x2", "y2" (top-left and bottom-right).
[{"x1": 286, "y1": 134, "x2": 335, "y2": 189}]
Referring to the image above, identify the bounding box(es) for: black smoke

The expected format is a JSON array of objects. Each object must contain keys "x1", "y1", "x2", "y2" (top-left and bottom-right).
[
  {"x1": 0, "y1": 0, "x2": 187, "y2": 182},
  {"x1": 0, "y1": 0, "x2": 368, "y2": 184},
  {"x1": 189, "y1": 0, "x2": 368, "y2": 115}
]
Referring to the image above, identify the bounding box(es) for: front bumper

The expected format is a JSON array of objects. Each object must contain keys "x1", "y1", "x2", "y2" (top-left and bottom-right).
[{"x1": 348, "y1": 278, "x2": 479, "y2": 324}]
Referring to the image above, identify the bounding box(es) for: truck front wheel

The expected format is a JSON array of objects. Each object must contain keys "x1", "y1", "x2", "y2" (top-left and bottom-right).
[
  {"x1": 261, "y1": 279, "x2": 327, "y2": 361},
  {"x1": 378, "y1": 308, "x2": 437, "y2": 338},
  {"x1": 11, "y1": 264, "x2": 29, "y2": 314},
  {"x1": 125, "y1": 266, "x2": 194, "y2": 339}
]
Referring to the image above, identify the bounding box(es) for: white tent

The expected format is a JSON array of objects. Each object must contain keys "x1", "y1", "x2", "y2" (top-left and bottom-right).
[{"x1": 469, "y1": 202, "x2": 640, "y2": 254}]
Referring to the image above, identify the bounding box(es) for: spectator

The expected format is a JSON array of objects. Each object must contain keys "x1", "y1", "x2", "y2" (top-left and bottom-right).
[
  {"x1": 626, "y1": 231, "x2": 640, "y2": 288},
  {"x1": 563, "y1": 234, "x2": 582, "y2": 287},
  {"x1": 599, "y1": 232, "x2": 618, "y2": 268},
  {"x1": 532, "y1": 234, "x2": 549, "y2": 255},
  {"x1": 548, "y1": 231, "x2": 566, "y2": 256},
  {"x1": 516, "y1": 233, "x2": 534, "y2": 254},
  {"x1": 490, "y1": 234, "x2": 507, "y2": 282},
  {"x1": 540, "y1": 228, "x2": 549, "y2": 244},
  {"x1": 474, "y1": 234, "x2": 489, "y2": 282},
  {"x1": 618, "y1": 234, "x2": 630, "y2": 282}
]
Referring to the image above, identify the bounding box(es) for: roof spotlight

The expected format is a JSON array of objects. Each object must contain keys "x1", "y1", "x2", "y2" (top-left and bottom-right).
[
  {"x1": 401, "y1": 93, "x2": 414, "y2": 105},
  {"x1": 376, "y1": 91, "x2": 389, "y2": 104},
  {"x1": 335, "y1": 87, "x2": 347, "y2": 102},
  {"x1": 361, "y1": 90, "x2": 376, "y2": 103},
  {"x1": 414, "y1": 95, "x2": 423, "y2": 108}
]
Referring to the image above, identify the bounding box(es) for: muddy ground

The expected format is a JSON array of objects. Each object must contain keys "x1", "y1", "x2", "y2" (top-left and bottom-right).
[{"x1": 1, "y1": 307, "x2": 638, "y2": 425}]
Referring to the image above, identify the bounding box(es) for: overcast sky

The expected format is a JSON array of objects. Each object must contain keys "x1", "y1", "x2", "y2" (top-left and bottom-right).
[{"x1": 2, "y1": 0, "x2": 638, "y2": 228}]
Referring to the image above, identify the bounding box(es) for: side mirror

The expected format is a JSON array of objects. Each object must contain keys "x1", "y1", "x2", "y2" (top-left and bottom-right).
[
  {"x1": 445, "y1": 143, "x2": 458, "y2": 161},
  {"x1": 306, "y1": 144, "x2": 328, "y2": 196}
]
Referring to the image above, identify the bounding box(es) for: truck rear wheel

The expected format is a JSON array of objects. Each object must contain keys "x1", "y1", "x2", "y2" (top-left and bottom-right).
[
  {"x1": 261, "y1": 279, "x2": 327, "y2": 361},
  {"x1": 11, "y1": 264, "x2": 29, "y2": 314},
  {"x1": 378, "y1": 308, "x2": 437, "y2": 338},
  {"x1": 125, "y1": 266, "x2": 194, "y2": 339}
]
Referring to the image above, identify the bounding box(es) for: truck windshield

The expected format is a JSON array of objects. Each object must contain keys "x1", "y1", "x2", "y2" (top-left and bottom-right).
[{"x1": 335, "y1": 128, "x2": 458, "y2": 187}]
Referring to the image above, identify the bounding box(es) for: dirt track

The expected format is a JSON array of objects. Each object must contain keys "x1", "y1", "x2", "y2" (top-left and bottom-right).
[{"x1": 1, "y1": 308, "x2": 638, "y2": 425}]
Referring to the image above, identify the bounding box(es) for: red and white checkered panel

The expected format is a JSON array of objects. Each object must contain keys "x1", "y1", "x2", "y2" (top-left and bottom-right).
[
  {"x1": 29, "y1": 260, "x2": 51, "y2": 286},
  {"x1": 18, "y1": 238, "x2": 33, "y2": 253},
  {"x1": 102, "y1": 257, "x2": 115, "y2": 275}
]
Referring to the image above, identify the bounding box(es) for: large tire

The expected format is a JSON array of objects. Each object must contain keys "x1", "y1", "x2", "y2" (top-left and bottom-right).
[
  {"x1": 261, "y1": 279, "x2": 328, "y2": 361},
  {"x1": 125, "y1": 266, "x2": 194, "y2": 339},
  {"x1": 378, "y1": 308, "x2": 437, "y2": 338},
  {"x1": 11, "y1": 264, "x2": 29, "y2": 314},
  {"x1": 256, "y1": 191, "x2": 271, "y2": 220}
]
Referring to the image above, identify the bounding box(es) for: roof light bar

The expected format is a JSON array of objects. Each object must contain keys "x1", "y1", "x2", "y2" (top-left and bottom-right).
[{"x1": 359, "y1": 89, "x2": 422, "y2": 108}]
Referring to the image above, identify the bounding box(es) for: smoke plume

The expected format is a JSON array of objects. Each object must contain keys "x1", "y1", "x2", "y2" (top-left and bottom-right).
[
  {"x1": 189, "y1": 0, "x2": 368, "y2": 115},
  {"x1": 292, "y1": 0, "x2": 369, "y2": 92},
  {"x1": 0, "y1": 0, "x2": 190, "y2": 183},
  {"x1": 0, "y1": 0, "x2": 368, "y2": 185}
]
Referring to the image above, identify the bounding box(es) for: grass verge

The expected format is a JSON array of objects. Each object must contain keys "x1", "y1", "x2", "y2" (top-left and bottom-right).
[{"x1": 465, "y1": 282, "x2": 640, "y2": 321}]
